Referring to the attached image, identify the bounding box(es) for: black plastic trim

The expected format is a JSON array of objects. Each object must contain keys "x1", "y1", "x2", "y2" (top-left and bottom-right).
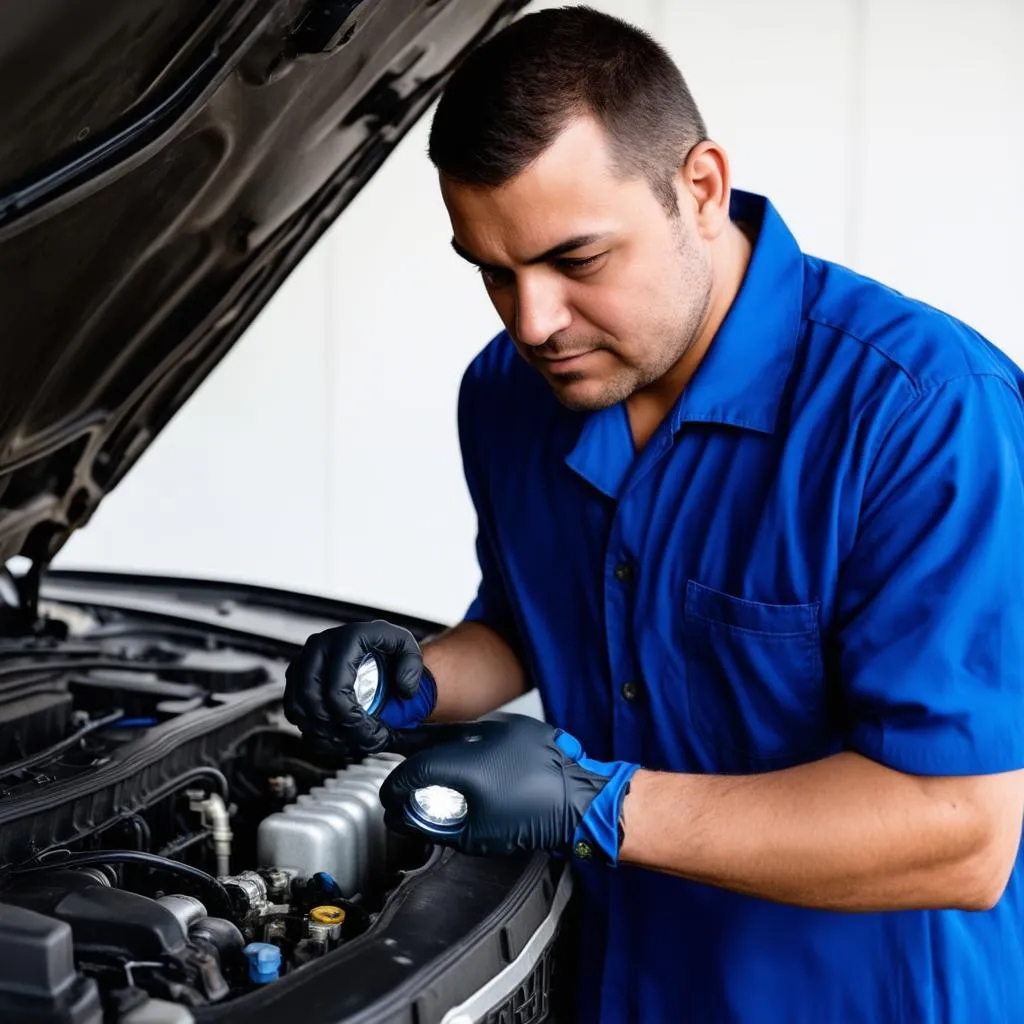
[
  {"x1": 0, "y1": 679, "x2": 281, "y2": 829},
  {"x1": 41, "y1": 570, "x2": 446, "y2": 646},
  {"x1": 193, "y1": 851, "x2": 566, "y2": 1024}
]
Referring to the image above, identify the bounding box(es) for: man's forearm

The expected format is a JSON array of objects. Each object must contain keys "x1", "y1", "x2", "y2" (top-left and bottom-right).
[
  {"x1": 422, "y1": 620, "x2": 528, "y2": 721},
  {"x1": 618, "y1": 752, "x2": 1024, "y2": 912}
]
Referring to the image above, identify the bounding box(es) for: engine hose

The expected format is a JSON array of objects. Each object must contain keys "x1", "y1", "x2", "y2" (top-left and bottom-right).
[
  {"x1": 0, "y1": 709, "x2": 124, "y2": 781},
  {"x1": 12, "y1": 850, "x2": 236, "y2": 921},
  {"x1": 145, "y1": 765, "x2": 231, "y2": 803},
  {"x1": 158, "y1": 830, "x2": 211, "y2": 859}
]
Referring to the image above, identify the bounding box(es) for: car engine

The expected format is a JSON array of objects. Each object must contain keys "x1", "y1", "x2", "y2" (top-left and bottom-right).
[{"x1": 0, "y1": 589, "x2": 434, "y2": 1024}]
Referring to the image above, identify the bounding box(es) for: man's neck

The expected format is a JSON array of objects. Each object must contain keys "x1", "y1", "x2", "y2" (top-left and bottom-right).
[{"x1": 627, "y1": 219, "x2": 755, "y2": 450}]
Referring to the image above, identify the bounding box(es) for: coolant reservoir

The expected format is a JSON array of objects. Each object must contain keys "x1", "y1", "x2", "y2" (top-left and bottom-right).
[{"x1": 256, "y1": 753, "x2": 399, "y2": 895}]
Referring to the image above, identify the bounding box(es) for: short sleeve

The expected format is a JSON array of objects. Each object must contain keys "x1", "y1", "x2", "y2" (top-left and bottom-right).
[
  {"x1": 456, "y1": 360, "x2": 522, "y2": 655},
  {"x1": 838, "y1": 374, "x2": 1024, "y2": 775}
]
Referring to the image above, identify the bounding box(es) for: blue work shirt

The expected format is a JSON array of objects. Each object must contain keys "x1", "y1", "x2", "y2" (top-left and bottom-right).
[{"x1": 456, "y1": 189, "x2": 1024, "y2": 1023}]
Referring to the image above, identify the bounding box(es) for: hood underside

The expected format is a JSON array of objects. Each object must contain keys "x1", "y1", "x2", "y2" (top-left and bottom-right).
[{"x1": 0, "y1": 0, "x2": 526, "y2": 572}]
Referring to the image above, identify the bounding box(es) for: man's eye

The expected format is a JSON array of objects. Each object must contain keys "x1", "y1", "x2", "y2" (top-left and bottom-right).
[
  {"x1": 558, "y1": 253, "x2": 606, "y2": 274},
  {"x1": 477, "y1": 266, "x2": 513, "y2": 288}
]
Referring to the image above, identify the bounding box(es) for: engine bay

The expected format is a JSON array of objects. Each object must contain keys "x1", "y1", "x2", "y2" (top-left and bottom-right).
[{"x1": 0, "y1": 586, "x2": 435, "y2": 1023}]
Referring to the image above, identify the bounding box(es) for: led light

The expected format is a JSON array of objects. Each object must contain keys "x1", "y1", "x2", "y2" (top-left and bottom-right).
[
  {"x1": 407, "y1": 785, "x2": 469, "y2": 835},
  {"x1": 354, "y1": 653, "x2": 384, "y2": 715}
]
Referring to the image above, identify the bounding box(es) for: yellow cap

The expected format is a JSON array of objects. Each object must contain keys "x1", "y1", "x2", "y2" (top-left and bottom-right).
[{"x1": 310, "y1": 905, "x2": 346, "y2": 926}]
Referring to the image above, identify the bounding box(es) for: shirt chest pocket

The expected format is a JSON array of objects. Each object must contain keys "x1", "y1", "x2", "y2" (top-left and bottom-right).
[{"x1": 681, "y1": 580, "x2": 827, "y2": 772}]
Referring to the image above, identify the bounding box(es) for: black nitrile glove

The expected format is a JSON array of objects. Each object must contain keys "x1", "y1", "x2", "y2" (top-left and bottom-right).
[
  {"x1": 379, "y1": 715, "x2": 640, "y2": 864},
  {"x1": 283, "y1": 621, "x2": 437, "y2": 756}
]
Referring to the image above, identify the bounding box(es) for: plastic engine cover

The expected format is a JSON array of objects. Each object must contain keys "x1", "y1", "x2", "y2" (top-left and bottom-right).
[
  {"x1": 257, "y1": 753, "x2": 402, "y2": 896},
  {"x1": 0, "y1": 903, "x2": 103, "y2": 1024}
]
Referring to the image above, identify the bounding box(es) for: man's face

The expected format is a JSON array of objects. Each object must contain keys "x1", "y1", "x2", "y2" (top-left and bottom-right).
[{"x1": 441, "y1": 116, "x2": 714, "y2": 411}]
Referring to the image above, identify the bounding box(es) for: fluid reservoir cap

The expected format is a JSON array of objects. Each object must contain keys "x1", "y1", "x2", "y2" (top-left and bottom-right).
[
  {"x1": 244, "y1": 942, "x2": 282, "y2": 984},
  {"x1": 311, "y1": 872, "x2": 342, "y2": 898},
  {"x1": 310, "y1": 905, "x2": 345, "y2": 926}
]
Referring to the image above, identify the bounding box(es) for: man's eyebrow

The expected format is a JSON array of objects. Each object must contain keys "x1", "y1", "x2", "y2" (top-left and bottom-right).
[
  {"x1": 450, "y1": 233, "x2": 611, "y2": 269},
  {"x1": 450, "y1": 236, "x2": 492, "y2": 268}
]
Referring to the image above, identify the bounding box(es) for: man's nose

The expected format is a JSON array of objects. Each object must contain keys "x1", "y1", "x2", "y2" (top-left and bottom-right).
[{"x1": 513, "y1": 275, "x2": 572, "y2": 348}]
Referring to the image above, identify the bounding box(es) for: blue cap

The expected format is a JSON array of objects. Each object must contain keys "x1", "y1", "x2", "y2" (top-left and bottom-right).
[
  {"x1": 312, "y1": 872, "x2": 342, "y2": 898},
  {"x1": 243, "y1": 942, "x2": 282, "y2": 984}
]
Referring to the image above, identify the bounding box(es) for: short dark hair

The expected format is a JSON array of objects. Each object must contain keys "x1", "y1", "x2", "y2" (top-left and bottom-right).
[{"x1": 428, "y1": 6, "x2": 708, "y2": 214}]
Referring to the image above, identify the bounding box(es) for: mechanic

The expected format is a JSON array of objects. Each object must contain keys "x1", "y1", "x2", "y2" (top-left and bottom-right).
[{"x1": 284, "y1": 7, "x2": 1024, "y2": 1022}]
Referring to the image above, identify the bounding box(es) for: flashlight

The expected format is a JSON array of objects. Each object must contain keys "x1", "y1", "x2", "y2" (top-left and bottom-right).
[
  {"x1": 405, "y1": 784, "x2": 469, "y2": 836},
  {"x1": 354, "y1": 653, "x2": 470, "y2": 837},
  {"x1": 353, "y1": 651, "x2": 385, "y2": 716}
]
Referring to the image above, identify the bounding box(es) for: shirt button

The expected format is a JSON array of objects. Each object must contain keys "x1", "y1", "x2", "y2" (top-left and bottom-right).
[
  {"x1": 613, "y1": 561, "x2": 634, "y2": 582},
  {"x1": 621, "y1": 681, "x2": 638, "y2": 701}
]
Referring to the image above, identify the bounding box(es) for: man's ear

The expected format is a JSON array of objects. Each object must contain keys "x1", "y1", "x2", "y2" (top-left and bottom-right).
[{"x1": 677, "y1": 140, "x2": 731, "y2": 241}]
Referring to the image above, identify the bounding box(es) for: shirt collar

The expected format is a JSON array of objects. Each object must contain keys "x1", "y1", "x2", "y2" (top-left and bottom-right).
[
  {"x1": 565, "y1": 190, "x2": 803, "y2": 498},
  {"x1": 670, "y1": 189, "x2": 803, "y2": 435}
]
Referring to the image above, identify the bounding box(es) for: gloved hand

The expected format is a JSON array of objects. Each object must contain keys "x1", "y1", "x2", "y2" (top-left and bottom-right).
[
  {"x1": 283, "y1": 621, "x2": 437, "y2": 755},
  {"x1": 379, "y1": 715, "x2": 640, "y2": 864}
]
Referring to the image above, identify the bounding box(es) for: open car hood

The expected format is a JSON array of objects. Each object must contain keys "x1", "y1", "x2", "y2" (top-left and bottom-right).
[{"x1": 0, "y1": 0, "x2": 526, "y2": 574}]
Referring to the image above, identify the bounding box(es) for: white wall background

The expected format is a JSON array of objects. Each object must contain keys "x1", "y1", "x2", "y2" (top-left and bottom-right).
[{"x1": 59, "y1": 0, "x2": 1024, "y2": 629}]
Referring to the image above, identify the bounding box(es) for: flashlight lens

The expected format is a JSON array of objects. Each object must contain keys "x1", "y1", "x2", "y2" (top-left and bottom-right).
[
  {"x1": 354, "y1": 654, "x2": 383, "y2": 713},
  {"x1": 409, "y1": 786, "x2": 468, "y2": 832}
]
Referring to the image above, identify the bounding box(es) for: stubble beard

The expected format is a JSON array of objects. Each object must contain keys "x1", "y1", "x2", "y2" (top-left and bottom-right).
[{"x1": 554, "y1": 233, "x2": 713, "y2": 413}]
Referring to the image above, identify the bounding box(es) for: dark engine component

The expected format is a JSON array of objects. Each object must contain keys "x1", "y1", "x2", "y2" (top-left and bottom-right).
[
  {"x1": 0, "y1": 674, "x2": 73, "y2": 764},
  {"x1": 3, "y1": 872, "x2": 230, "y2": 1016},
  {"x1": 68, "y1": 672, "x2": 206, "y2": 722},
  {"x1": 0, "y1": 902, "x2": 103, "y2": 1024},
  {"x1": 189, "y1": 915, "x2": 246, "y2": 966}
]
